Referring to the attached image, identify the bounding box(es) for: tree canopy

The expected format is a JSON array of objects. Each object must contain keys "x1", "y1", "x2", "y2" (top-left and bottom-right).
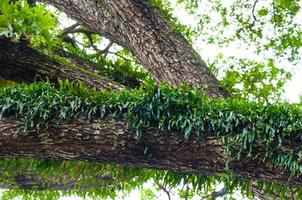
[{"x1": 0, "y1": 0, "x2": 302, "y2": 199}]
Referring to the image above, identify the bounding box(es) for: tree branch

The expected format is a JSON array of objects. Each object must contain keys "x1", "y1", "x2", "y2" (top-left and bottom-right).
[
  {"x1": 59, "y1": 22, "x2": 81, "y2": 38},
  {"x1": 249, "y1": 0, "x2": 259, "y2": 28},
  {"x1": 0, "y1": 116, "x2": 301, "y2": 189},
  {"x1": 0, "y1": 38, "x2": 124, "y2": 90},
  {"x1": 41, "y1": 0, "x2": 228, "y2": 98}
]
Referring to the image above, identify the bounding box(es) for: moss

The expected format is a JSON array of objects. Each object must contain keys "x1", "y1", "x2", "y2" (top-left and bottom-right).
[
  {"x1": 0, "y1": 78, "x2": 14, "y2": 88},
  {"x1": 52, "y1": 55, "x2": 118, "y2": 85}
]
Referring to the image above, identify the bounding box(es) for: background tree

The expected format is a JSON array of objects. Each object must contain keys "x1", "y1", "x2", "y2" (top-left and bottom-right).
[{"x1": 0, "y1": 0, "x2": 302, "y2": 199}]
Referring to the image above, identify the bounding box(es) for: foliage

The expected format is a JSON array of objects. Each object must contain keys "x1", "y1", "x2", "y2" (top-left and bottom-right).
[
  {"x1": 0, "y1": 158, "x2": 149, "y2": 200},
  {"x1": 192, "y1": 0, "x2": 302, "y2": 63},
  {"x1": 0, "y1": 81, "x2": 302, "y2": 198},
  {"x1": 0, "y1": 0, "x2": 59, "y2": 48},
  {"x1": 211, "y1": 55, "x2": 292, "y2": 102},
  {"x1": 1, "y1": 81, "x2": 302, "y2": 180},
  {"x1": 0, "y1": 158, "x2": 245, "y2": 199}
]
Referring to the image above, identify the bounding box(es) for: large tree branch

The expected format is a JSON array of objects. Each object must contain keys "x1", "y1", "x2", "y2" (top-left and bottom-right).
[
  {"x1": 0, "y1": 38, "x2": 124, "y2": 90},
  {"x1": 41, "y1": 0, "x2": 227, "y2": 98},
  {"x1": 0, "y1": 116, "x2": 300, "y2": 190}
]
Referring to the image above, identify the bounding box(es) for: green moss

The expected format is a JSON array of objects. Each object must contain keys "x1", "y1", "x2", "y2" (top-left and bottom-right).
[
  {"x1": 52, "y1": 55, "x2": 119, "y2": 86},
  {"x1": 0, "y1": 78, "x2": 14, "y2": 88}
]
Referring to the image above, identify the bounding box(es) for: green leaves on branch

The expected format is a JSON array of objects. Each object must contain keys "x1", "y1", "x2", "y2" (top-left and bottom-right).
[
  {"x1": 0, "y1": 81, "x2": 302, "y2": 178},
  {"x1": 0, "y1": 0, "x2": 58, "y2": 48},
  {"x1": 275, "y1": 0, "x2": 300, "y2": 15},
  {"x1": 215, "y1": 56, "x2": 292, "y2": 102}
]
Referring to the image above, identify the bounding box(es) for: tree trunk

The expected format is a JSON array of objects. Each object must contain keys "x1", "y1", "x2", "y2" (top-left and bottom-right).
[
  {"x1": 41, "y1": 0, "x2": 227, "y2": 98},
  {"x1": 0, "y1": 38, "x2": 124, "y2": 90},
  {"x1": 0, "y1": 116, "x2": 300, "y2": 188}
]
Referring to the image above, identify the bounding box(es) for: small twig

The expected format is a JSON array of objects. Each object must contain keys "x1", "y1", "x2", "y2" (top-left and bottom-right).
[
  {"x1": 100, "y1": 42, "x2": 113, "y2": 55},
  {"x1": 201, "y1": 185, "x2": 227, "y2": 200},
  {"x1": 107, "y1": 51, "x2": 133, "y2": 61},
  {"x1": 184, "y1": 185, "x2": 190, "y2": 200},
  {"x1": 61, "y1": 35, "x2": 78, "y2": 47},
  {"x1": 272, "y1": 0, "x2": 277, "y2": 34},
  {"x1": 161, "y1": 184, "x2": 172, "y2": 200},
  {"x1": 85, "y1": 32, "x2": 101, "y2": 52},
  {"x1": 106, "y1": 50, "x2": 141, "y2": 66},
  {"x1": 249, "y1": 0, "x2": 259, "y2": 28},
  {"x1": 63, "y1": 28, "x2": 114, "y2": 56},
  {"x1": 154, "y1": 181, "x2": 172, "y2": 200}
]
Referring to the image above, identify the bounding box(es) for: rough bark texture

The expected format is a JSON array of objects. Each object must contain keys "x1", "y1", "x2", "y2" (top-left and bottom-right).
[
  {"x1": 41, "y1": 0, "x2": 228, "y2": 98},
  {"x1": 0, "y1": 38, "x2": 124, "y2": 90},
  {"x1": 0, "y1": 116, "x2": 301, "y2": 188}
]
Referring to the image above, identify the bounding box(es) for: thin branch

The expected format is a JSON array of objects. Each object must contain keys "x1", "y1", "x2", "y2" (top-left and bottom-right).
[
  {"x1": 161, "y1": 185, "x2": 172, "y2": 200},
  {"x1": 201, "y1": 185, "x2": 227, "y2": 200},
  {"x1": 272, "y1": 0, "x2": 277, "y2": 34},
  {"x1": 107, "y1": 51, "x2": 133, "y2": 62},
  {"x1": 184, "y1": 185, "x2": 189, "y2": 200},
  {"x1": 100, "y1": 42, "x2": 113, "y2": 55},
  {"x1": 63, "y1": 28, "x2": 114, "y2": 56},
  {"x1": 107, "y1": 50, "x2": 141, "y2": 66},
  {"x1": 59, "y1": 23, "x2": 81, "y2": 38},
  {"x1": 249, "y1": 0, "x2": 259, "y2": 28},
  {"x1": 61, "y1": 35, "x2": 78, "y2": 47}
]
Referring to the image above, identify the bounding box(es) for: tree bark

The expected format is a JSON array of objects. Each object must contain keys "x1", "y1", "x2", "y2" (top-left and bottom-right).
[
  {"x1": 41, "y1": 0, "x2": 228, "y2": 98},
  {"x1": 0, "y1": 116, "x2": 301, "y2": 188},
  {"x1": 0, "y1": 38, "x2": 124, "y2": 90}
]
